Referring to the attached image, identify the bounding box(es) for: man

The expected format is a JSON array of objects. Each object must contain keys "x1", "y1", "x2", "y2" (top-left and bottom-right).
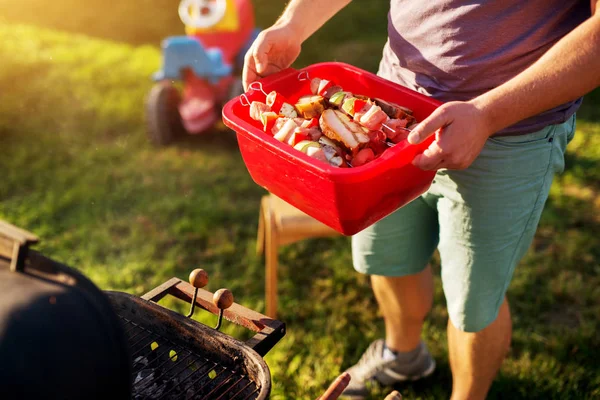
[{"x1": 242, "y1": 1, "x2": 600, "y2": 399}]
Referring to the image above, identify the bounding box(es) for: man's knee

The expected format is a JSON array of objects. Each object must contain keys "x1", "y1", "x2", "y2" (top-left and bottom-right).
[
  {"x1": 449, "y1": 297, "x2": 510, "y2": 333},
  {"x1": 372, "y1": 273, "x2": 434, "y2": 322}
]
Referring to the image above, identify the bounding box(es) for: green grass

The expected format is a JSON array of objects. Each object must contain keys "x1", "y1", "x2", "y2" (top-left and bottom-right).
[{"x1": 0, "y1": 1, "x2": 599, "y2": 399}]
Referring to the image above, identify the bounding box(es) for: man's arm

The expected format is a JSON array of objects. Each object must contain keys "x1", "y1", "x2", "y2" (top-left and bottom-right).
[
  {"x1": 473, "y1": 7, "x2": 600, "y2": 134},
  {"x1": 242, "y1": 0, "x2": 351, "y2": 88},
  {"x1": 408, "y1": 3, "x2": 600, "y2": 170},
  {"x1": 275, "y1": 0, "x2": 352, "y2": 43}
]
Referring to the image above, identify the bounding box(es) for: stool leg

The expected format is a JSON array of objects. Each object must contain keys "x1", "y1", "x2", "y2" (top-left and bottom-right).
[
  {"x1": 256, "y1": 196, "x2": 266, "y2": 256},
  {"x1": 265, "y1": 204, "x2": 278, "y2": 318}
]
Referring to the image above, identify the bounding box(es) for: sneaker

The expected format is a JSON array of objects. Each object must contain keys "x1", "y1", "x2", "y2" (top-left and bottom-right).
[{"x1": 341, "y1": 339, "x2": 436, "y2": 399}]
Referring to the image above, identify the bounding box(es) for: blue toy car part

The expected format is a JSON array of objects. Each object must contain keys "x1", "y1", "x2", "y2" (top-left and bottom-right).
[{"x1": 153, "y1": 36, "x2": 232, "y2": 84}]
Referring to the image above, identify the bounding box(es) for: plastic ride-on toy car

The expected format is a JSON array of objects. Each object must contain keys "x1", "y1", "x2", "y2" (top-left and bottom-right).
[{"x1": 146, "y1": 0, "x2": 259, "y2": 145}]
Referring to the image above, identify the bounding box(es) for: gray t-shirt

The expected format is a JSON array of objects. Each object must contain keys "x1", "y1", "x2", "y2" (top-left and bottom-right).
[{"x1": 382, "y1": 0, "x2": 590, "y2": 135}]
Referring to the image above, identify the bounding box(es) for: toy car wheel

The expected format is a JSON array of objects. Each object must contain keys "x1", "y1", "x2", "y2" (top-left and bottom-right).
[{"x1": 146, "y1": 81, "x2": 185, "y2": 146}]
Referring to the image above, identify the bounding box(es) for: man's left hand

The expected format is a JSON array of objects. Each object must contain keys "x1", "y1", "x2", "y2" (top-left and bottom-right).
[{"x1": 407, "y1": 101, "x2": 494, "y2": 171}]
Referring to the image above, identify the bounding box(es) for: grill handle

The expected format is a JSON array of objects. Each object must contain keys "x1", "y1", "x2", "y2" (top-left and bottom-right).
[
  {"x1": 212, "y1": 288, "x2": 233, "y2": 330},
  {"x1": 142, "y1": 274, "x2": 286, "y2": 357}
]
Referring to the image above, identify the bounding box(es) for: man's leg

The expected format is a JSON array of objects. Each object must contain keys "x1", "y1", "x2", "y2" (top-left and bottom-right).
[
  {"x1": 344, "y1": 196, "x2": 440, "y2": 399},
  {"x1": 371, "y1": 267, "x2": 434, "y2": 353},
  {"x1": 447, "y1": 298, "x2": 512, "y2": 400},
  {"x1": 436, "y1": 117, "x2": 575, "y2": 399}
]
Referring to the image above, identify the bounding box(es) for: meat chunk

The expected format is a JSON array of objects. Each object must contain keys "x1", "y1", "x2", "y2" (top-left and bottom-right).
[
  {"x1": 310, "y1": 78, "x2": 322, "y2": 95},
  {"x1": 250, "y1": 101, "x2": 270, "y2": 121},
  {"x1": 358, "y1": 105, "x2": 389, "y2": 131},
  {"x1": 374, "y1": 98, "x2": 413, "y2": 118},
  {"x1": 319, "y1": 109, "x2": 370, "y2": 153},
  {"x1": 352, "y1": 148, "x2": 376, "y2": 167},
  {"x1": 382, "y1": 118, "x2": 412, "y2": 143},
  {"x1": 323, "y1": 85, "x2": 344, "y2": 99}
]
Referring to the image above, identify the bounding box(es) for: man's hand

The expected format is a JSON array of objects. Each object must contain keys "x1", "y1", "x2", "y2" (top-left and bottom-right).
[
  {"x1": 242, "y1": 0, "x2": 351, "y2": 90},
  {"x1": 242, "y1": 25, "x2": 302, "y2": 90},
  {"x1": 407, "y1": 101, "x2": 494, "y2": 171}
]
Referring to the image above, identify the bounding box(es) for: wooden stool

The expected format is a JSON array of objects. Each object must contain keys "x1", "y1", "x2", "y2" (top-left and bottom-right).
[{"x1": 256, "y1": 194, "x2": 340, "y2": 318}]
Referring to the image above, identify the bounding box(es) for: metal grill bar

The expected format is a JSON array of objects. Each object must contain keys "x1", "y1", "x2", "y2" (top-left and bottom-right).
[
  {"x1": 130, "y1": 336, "x2": 165, "y2": 359},
  {"x1": 133, "y1": 350, "x2": 193, "y2": 390},
  {"x1": 127, "y1": 326, "x2": 152, "y2": 343},
  {"x1": 119, "y1": 316, "x2": 260, "y2": 400},
  {"x1": 124, "y1": 322, "x2": 141, "y2": 336},
  {"x1": 194, "y1": 367, "x2": 227, "y2": 392},
  {"x1": 241, "y1": 387, "x2": 260, "y2": 400},
  {"x1": 156, "y1": 360, "x2": 218, "y2": 400},
  {"x1": 204, "y1": 373, "x2": 239, "y2": 399},
  {"x1": 214, "y1": 376, "x2": 246, "y2": 400},
  {"x1": 223, "y1": 380, "x2": 255, "y2": 400},
  {"x1": 186, "y1": 363, "x2": 220, "y2": 387},
  {"x1": 139, "y1": 348, "x2": 211, "y2": 396}
]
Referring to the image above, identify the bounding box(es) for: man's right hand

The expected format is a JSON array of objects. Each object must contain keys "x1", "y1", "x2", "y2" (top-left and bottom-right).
[{"x1": 242, "y1": 25, "x2": 302, "y2": 91}]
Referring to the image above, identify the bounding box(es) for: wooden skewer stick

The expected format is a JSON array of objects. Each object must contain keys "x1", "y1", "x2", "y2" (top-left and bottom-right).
[
  {"x1": 316, "y1": 372, "x2": 351, "y2": 400},
  {"x1": 384, "y1": 390, "x2": 403, "y2": 400}
]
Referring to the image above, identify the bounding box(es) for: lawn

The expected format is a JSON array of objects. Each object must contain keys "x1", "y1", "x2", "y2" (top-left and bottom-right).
[{"x1": 0, "y1": 1, "x2": 599, "y2": 399}]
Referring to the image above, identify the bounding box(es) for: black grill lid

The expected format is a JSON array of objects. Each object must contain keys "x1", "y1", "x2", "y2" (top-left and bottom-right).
[{"x1": 0, "y1": 254, "x2": 132, "y2": 400}]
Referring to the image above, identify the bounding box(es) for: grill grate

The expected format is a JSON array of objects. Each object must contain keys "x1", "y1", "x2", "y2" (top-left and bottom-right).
[{"x1": 119, "y1": 316, "x2": 260, "y2": 400}]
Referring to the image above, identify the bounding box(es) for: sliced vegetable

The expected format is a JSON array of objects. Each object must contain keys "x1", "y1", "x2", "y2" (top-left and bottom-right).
[
  {"x1": 328, "y1": 91, "x2": 346, "y2": 107},
  {"x1": 293, "y1": 140, "x2": 321, "y2": 153},
  {"x1": 353, "y1": 99, "x2": 368, "y2": 115},
  {"x1": 317, "y1": 79, "x2": 334, "y2": 96},
  {"x1": 266, "y1": 91, "x2": 286, "y2": 113},
  {"x1": 288, "y1": 128, "x2": 310, "y2": 146},
  {"x1": 260, "y1": 112, "x2": 279, "y2": 134},
  {"x1": 274, "y1": 118, "x2": 298, "y2": 143},
  {"x1": 342, "y1": 98, "x2": 358, "y2": 116},
  {"x1": 295, "y1": 95, "x2": 326, "y2": 119},
  {"x1": 301, "y1": 118, "x2": 319, "y2": 129}
]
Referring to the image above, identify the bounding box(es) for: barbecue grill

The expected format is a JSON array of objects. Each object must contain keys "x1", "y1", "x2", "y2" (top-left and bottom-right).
[{"x1": 0, "y1": 220, "x2": 285, "y2": 400}]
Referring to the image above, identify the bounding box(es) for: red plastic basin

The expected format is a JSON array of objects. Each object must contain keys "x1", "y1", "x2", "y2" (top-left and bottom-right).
[{"x1": 222, "y1": 62, "x2": 442, "y2": 236}]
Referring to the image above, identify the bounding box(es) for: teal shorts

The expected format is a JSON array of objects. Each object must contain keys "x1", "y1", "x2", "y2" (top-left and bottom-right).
[{"x1": 352, "y1": 115, "x2": 576, "y2": 332}]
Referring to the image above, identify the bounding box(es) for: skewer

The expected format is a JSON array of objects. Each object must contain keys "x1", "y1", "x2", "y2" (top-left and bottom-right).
[
  {"x1": 297, "y1": 71, "x2": 310, "y2": 81},
  {"x1": 239, "y1": 93, "x2": 251, "y2": 107},
  {"x1": 248, "y1": 81, "x2": 268, "y2": 96},
  {"x1": 381, "y1": 123, "x2": 414, "y2": 147}
]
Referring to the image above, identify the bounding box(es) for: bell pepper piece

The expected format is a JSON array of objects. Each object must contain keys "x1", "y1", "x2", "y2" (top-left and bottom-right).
[
  {"x1": 301, "y1": 118, "x2": 319, "y2": 129},
  {"x1": 266, "y1": 91, "x2": 287, "y2": 114},
  {"x1": 353, "y1": 99, "x2": 368, "y2": 114},
  {"x1": 291, "y1": 131, "x2": 310, "y2": 146}
]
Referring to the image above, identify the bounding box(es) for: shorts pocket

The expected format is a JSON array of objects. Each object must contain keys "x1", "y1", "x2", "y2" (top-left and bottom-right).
[{"x1": 488, "y1": 124, "x2": 556, "y2": 149}]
